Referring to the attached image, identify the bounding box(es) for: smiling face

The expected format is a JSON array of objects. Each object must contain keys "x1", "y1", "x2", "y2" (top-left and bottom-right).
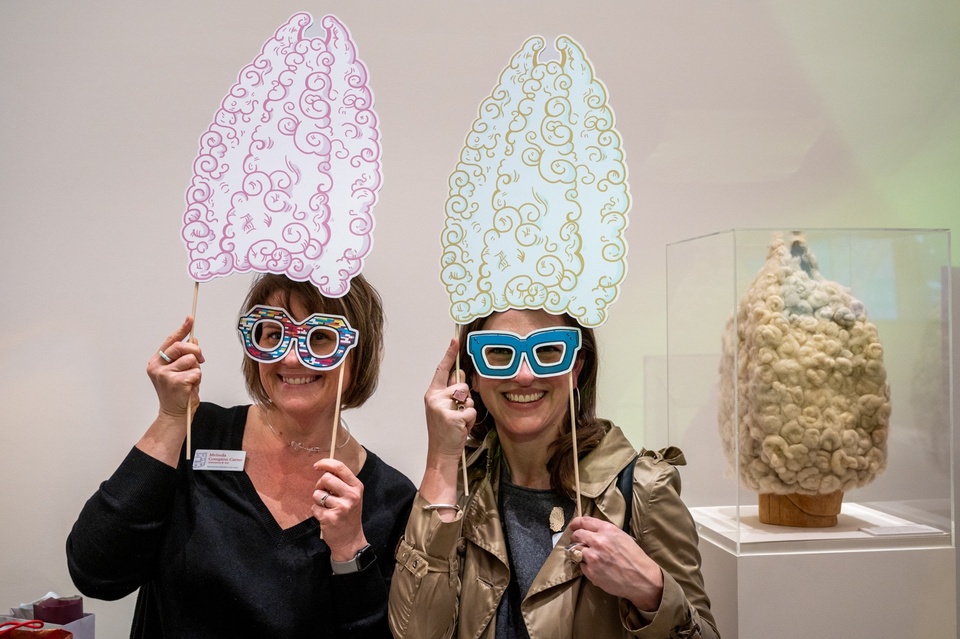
[
  {"x1": 240, "y1": 273, "x2": 384, "y2": 410},
  {"x1": 471, "y1": 309, "x2": 584, "y2": 448},
  {"x1": 257, "y1": 295, "x2": 353, "y2": 424}
]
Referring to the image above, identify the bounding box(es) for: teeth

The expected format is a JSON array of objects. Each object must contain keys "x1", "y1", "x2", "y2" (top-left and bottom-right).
[
  {"x1": 505, "y1": 392, "x2": 544, "y2": 403},
  {"x1": 283, "y1": 376, "x2": 316, "y2": 385}
]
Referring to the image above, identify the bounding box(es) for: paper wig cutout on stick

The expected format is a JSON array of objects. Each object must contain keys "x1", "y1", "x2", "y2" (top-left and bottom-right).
[
  {"x1": 440, "y1": 35, "x2": 630, "y2": 328},
  {"x1": 442, "y1": 34, "x2": 630, "y2": 508},
  {"x1": 181, "y1": 13, "x2": 382, "y2": 298},
  {"x1": 176, "y1": 13, "x2": 380, "y2": 459}
]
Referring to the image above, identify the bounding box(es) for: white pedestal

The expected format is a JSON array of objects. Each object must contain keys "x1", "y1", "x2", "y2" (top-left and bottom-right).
[{"x1": 696, "y1": 505, "x2": 956, "y2": 639}]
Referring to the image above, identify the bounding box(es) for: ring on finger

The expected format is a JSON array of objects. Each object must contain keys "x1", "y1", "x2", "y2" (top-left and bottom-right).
[
  {"x1": 158, "y1": 350, "x2": 173, "y2": 364},
  {"x1": 319, "y1": 492, "x2": 331, "y2": 508},
  {"x1": 452, "y1": 388, "x2": 469, "y2": 410},
  {"x1": 566, "y1": 543, "x2": 584, "y2": 564}
]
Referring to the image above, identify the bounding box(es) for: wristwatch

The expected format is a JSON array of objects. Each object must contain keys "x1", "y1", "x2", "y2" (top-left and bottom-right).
[{"x1": 330, "y1": 543, "x2": 377, "y2": 575}]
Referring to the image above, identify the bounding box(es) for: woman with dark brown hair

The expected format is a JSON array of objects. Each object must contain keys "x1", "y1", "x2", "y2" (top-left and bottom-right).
[
  {"x1": 68, "y1": 273, "x2": 415, "y2": 638},
  {"x1": 389, "y1": 308, "x2": 718, "y2": 639}
]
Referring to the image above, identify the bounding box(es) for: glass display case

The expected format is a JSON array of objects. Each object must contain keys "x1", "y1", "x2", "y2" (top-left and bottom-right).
[{"x1": 666, "y1": 228, "x2": 954, "y2": 557}]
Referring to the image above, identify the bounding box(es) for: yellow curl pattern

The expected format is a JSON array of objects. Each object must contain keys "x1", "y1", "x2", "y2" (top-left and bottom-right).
[{"x1": 441, "y1": 35, "x2": 629, "y2": 327}]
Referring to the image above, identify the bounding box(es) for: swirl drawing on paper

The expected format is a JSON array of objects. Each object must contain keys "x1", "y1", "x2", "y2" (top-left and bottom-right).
[
  {"x1": 181, "y1": 13, "x2": 382, "y2": 297},
  {"x1": 440, "y1": 35, "x2": 630, "y2": 327}
]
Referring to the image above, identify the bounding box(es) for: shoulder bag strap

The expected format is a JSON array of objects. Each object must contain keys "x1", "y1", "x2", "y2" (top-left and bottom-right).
[{"x1": 616, "y1": 454, "x2": 639, "y2": 532}]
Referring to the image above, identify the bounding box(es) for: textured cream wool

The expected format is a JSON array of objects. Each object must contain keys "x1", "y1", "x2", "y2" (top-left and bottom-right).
[{"x1": 718, "y1": 235, "x2": 891, "y2": 495}]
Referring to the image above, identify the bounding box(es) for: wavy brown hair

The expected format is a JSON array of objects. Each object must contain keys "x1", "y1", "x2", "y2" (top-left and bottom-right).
[
  {"x1": 239, "y1": 273, "x2": 384, "y2": 409},
  {"x1": 457, "y1": 311, "x2": 607, "y2": 498}
]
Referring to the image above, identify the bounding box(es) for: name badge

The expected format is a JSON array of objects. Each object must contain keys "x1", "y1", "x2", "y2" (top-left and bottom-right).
[{"x1": 192, "y1": 449, "x2": 247, "y2": 471}]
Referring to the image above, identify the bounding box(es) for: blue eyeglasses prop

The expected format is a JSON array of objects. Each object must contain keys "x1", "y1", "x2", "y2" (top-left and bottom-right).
[
  {"x1": 467, "y1": 326, "x2": 582, "y2": 379},
  {"x1": 237, "y1": 305, "x2": 358, "y2": 371}
]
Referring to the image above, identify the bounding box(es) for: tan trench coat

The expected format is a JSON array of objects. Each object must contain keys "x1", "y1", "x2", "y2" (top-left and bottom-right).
[{"x1": 389, "y1": 423, "x2": 719, "y2": 639}]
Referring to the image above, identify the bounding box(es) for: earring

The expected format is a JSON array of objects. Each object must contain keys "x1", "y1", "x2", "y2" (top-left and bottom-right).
[{"x1": 474, "y1": 409, "x2": 490, "y2": 426}]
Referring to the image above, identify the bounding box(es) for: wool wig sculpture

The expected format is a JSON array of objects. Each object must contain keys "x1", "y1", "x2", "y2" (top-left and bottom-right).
[{"x1": 718, "y1": 234, "x2": 890, "y2": 523}]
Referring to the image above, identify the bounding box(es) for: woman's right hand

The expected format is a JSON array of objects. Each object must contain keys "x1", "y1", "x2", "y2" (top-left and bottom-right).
[
  {"x1": 424, "y1": 339, "x2": 475, "y2": 460},
  {"x1": 138, "y1": 317, "x2": 204, "y2": 466},
  {"x1": 418, "y1": 339, "x2": 476, "y2": 512},
  {"x1": 147, "y1": 316, "x2": 204, "y2": 417}
]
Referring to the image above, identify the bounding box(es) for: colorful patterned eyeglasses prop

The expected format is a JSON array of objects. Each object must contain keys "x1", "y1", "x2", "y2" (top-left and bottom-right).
[
  {"x1": 238, "y1": 306, "x2": 358, "y2": 371},
  {"x1": 175, "y1": 13, "x2": 382, "y2": 458},
  {"x1": 442, "y1": 34, "x2": 630, "y2": 510},
  {"x1": 468, "y1": 327, "x2": 581, "y2": 379}
]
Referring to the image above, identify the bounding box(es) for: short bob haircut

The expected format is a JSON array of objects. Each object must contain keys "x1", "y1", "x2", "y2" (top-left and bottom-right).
[
  {"x1": 456, "y1": 310, "x2": 606, "y2": 499},
  {"x1": 239, "y1": 273, "x2": 384, "y2": 410}
]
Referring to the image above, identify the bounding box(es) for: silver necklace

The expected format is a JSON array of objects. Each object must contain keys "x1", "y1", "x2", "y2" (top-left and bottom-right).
[{"x1": 264, "y1": 416, "x2": 351, "y2": 454}]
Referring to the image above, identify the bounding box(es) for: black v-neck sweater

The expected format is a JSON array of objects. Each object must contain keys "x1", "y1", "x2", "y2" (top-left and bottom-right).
[{"x1": 67, "y1": 403, "x2": 415, "y2": 638}]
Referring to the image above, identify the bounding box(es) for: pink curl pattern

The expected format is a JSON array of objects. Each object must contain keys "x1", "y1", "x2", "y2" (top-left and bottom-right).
[{"x1": 181, "y1": 13, "x2": 381, "y2": 297}]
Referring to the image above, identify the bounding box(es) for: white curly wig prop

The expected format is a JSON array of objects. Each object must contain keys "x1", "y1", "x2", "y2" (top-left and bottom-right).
[{"x1": 718, "y1": 234, "x2": 891, "y2": 496}]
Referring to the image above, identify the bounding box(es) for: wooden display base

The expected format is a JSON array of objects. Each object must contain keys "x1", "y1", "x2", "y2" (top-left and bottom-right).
[{"x1": 758, "y1": 491, "x2": 843, "y2": 527}]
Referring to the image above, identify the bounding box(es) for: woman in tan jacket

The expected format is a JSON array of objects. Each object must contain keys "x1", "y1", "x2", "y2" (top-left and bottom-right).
[{"x1": 389, "y1": 309, "x2": 719, "y2": 638}]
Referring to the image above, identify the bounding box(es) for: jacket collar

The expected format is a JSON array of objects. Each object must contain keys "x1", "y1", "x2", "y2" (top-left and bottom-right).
[
  {"x1": 464, "y1": 419, "x2": 638, "y2": 489},
  {"x1": 575, "y1": 421, "x2": 637, "y2": 498},
  {"x1": 459, "y1": 422, "x2": 641, "y2": 583}
]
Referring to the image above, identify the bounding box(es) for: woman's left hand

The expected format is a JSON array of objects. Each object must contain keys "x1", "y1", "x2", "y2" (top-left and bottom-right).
[
  {"x1": 312, "y1": 458, "x2": 368, "y2": 562},
  {"x1": 568, "y1": 516, "x2": 664, "y2": 612}
]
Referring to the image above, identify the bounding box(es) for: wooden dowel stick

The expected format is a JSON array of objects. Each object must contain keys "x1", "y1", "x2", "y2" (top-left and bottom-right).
[
  {"x1": 569, "y1": 373, "x2": 581, "y2": 517},
  {"x1": 186, "y1": 281, "x2": 199, "y2": 460},
  {"x1": 455, "y1": 326, "x2": 469, "y2": 497},
  {"x1": 328, "y1": 364, "x2": 346, "y2": 460}
]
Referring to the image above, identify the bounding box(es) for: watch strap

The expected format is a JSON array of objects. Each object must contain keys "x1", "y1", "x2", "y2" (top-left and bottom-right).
[{"x1": 330, "y1": 543, "x2": 375, "y2": 575}]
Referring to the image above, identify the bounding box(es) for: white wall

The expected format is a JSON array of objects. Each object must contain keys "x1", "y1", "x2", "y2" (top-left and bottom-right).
[{"x1": 1, "y1": 1, "x2": 958, "y2": 636}]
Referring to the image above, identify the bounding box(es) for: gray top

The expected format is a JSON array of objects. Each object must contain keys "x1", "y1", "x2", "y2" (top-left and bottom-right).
[{"x1": 495, "y1": 468, "x2": 576, "y2": 639}]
